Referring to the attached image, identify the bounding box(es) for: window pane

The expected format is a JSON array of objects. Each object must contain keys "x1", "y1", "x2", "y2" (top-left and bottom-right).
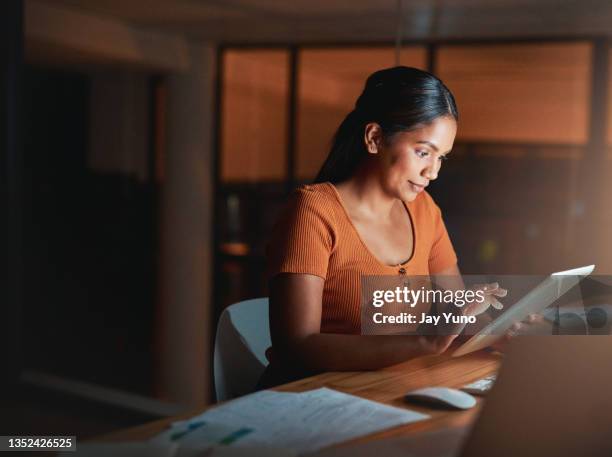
[
  {"x1": 221, "y1": 50, "x2": 289, "y2": 182},
  {"x1": 437, "y1": 42, "x2": 591, "y2": 145},
  {"x1": 296, "y1": 47, "x2": 427, "y2": 181},
  {"x1": 606, "y1": 46, "x2": 612, "y2": 151}
]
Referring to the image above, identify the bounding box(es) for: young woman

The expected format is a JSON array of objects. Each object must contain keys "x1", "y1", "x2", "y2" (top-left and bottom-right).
[{"x1": 261, "y1": 66, "x2": 505, "y2": 387}]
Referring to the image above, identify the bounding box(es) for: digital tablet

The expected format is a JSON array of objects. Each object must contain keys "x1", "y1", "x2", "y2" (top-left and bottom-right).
[{"x1": 452, "y1": 265, "x2": 595, "y2": 357}]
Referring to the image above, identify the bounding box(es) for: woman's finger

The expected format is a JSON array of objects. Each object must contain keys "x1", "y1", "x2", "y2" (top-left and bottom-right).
[
  {"x1": 482, "y1": 282, "x2": 499, "y2": 292},
  {"x1": 527, "y1": 313, "x2": 544, "y2": 323},
  {"x1": 478, "y1": 283, "x2": 508, "y2": 298},
  {"x1": 489, "y1": 296, "x2": 504, "y2": 310},
  {"x1": 490, "y1": 287, "x2": 508, "y2": 298},
  {"x1": 474, "y1": 283, "x2": 494, "y2": 292}
]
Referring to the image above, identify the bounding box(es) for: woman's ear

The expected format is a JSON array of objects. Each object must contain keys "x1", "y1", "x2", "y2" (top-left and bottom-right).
[{"x1": 364, "y1": 122, "x2": 383, "y2": 154}]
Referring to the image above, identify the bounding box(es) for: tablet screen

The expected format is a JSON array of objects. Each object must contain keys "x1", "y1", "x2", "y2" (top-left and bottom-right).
[{"x1": 453, "y1": 265, "x2": 595, "y2": 357}]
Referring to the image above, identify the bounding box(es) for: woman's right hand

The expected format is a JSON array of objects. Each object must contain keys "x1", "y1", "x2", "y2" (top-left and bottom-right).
[{"x1": 464, "y1": 282, "x2": 507, "y2": 317}]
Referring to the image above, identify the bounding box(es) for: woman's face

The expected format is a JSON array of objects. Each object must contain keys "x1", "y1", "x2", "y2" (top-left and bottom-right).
[{"x1": 372, "y1": 116, "x2": 457, "y2": 202}]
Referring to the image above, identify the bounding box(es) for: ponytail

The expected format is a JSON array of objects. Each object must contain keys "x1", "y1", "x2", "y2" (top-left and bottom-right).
[{"x1": 314, "y1": 110, "x2": 366, "y2": 184}]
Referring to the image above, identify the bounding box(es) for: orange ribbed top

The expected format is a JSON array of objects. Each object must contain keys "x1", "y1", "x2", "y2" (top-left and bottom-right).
[{"x1": 266, "y1": 182, "x2": 457, "y2": 334}]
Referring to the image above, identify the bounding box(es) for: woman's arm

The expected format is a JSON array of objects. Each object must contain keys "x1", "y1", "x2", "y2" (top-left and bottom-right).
[
  {"x1": 431, "y1": 263, "x2": 464, "y2": 291},
  {"x1": 269, "y1": 273, "x2": 457, "y2": 373}
]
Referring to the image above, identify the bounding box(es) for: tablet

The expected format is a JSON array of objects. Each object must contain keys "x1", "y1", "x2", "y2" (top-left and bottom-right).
[{"x1": 452, "y1": 265, "x2": 595, "y2": 357}]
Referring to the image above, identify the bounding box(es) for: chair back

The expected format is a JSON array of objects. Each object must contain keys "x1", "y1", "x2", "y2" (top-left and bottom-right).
[{"x1": 213, "y1": 297, "x2": 270, "y2": 401}]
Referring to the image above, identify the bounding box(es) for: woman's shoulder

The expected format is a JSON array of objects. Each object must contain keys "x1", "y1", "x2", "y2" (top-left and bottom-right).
[
  {"x1": 288, "y1": 182, "x2": 340, "y2": 211},
  {"x1": 274, "y1": 183, "x2": 343, "y2": 239},
  {"x1": 293, "y1": 182, "x2": 336, "y2": 199},
  {"x1": 269, "y1": 183, "x2": 339, "y2": 257}
]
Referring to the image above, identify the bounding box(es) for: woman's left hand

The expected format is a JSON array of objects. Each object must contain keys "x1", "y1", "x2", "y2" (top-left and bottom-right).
[{"x1": 490, "y1": 313, "x2": 546, "y2": 352}]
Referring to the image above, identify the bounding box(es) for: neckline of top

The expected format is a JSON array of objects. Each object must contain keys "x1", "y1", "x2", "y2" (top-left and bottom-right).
[{"x1": 323, "y1": 182, "x2": 417, "y2": 269}]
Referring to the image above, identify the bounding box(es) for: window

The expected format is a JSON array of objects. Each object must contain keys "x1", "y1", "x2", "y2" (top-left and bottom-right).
[
  {"x1": 437, "y1": 42, "x2": 591, "y2": 145},
  {"x1": 221, "y1": 50, "x2": 290, "y2": 182},
  {"x1": 296, "y1": 47, "x2": 427, "y2": 180}
]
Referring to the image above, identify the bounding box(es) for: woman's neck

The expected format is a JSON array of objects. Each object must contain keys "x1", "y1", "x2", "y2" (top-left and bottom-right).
[{"x1": 336, "y1": 165, "x2": 398, "y2": 220}]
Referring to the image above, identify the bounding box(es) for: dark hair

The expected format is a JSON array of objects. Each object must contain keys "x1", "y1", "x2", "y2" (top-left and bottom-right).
[{"x1": 314, "y1": 66, "x2": 458, "y2": 184}]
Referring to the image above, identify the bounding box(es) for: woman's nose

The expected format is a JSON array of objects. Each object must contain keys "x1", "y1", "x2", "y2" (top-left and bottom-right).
[{"x1": 422, "y1": 164, "x2": 438, "y2": 181}]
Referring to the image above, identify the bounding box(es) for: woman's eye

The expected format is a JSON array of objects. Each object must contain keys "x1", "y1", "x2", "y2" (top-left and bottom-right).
[
  {"x1": 416, "y1": 150, "x2": 429, "y2": 158},
  {"x1": 439, "y1": 154, "x2": 448, "y2": 162}
]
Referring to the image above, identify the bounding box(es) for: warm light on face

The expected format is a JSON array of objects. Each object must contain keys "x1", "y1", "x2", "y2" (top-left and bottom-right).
[{"x1": 380, "y1": 116, "x2": 458, "y2": 201}]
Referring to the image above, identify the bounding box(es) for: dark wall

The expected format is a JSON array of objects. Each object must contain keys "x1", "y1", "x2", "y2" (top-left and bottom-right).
[
  {"x1": 1, "y1": 0, "x2": 23, "y2": 391},
  {"x1": 22, "y1": 65, "x2": 159, "y2": 395}
]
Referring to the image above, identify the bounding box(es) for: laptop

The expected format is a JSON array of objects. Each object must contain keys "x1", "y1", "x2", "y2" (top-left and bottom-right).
[
  {"x1": 458, "y1": 336, "x2": 612, "y2": 457},
  {"x1": 309, "y1": 336, "x2": 612, "y2": 457}
]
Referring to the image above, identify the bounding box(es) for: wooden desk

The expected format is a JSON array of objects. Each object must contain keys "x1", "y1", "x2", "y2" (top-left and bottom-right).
[{"x1": 100, "y1": 350, "x2": 500, "y2": 448}]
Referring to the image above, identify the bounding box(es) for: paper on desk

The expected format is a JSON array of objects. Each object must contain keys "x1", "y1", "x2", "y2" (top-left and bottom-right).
[
  {"x1": 163, "y1": 388, "x2": 428, "y2": 454},
  {"x1": 61, "y1": 442, "x2": 294, "y2": 457},
  {"x1": 181, "y1": 445, "x2": 296, "y2": 457},
  {"x1": 59, "y1": 442, "x2": 177, "y2": 457},
  {"x1": 150, "y1": 420, "x2": 295, "y2": 457}
]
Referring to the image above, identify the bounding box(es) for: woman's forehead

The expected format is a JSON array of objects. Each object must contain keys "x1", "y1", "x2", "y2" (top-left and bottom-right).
[{"x1": 395, "y1": 118, "x2": 457, "y2": 151}]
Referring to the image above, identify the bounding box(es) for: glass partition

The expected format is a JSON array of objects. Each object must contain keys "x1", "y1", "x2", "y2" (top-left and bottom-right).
[
  {"x1": 296, "y1": 47, "x2": 427, "y2": 181},
  {"x1": 437, "y1": 42, "x2": 591, "y2": 145},
  {"x1": 221, "y1": 49, "x2": 289, "y2": 182}
]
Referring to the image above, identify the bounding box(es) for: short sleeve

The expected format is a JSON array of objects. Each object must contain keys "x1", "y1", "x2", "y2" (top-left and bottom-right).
[
  {"x1": 266, "y1": 187, "x2": 336, "y2": 280},
  {"x1": 426, "y1": 195, "x2": 458, "y2": 274}
]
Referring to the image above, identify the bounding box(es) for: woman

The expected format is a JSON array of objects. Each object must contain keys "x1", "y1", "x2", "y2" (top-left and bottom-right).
[{"x1": 261, "y1": 66, "x2": 504, "y2": 387}]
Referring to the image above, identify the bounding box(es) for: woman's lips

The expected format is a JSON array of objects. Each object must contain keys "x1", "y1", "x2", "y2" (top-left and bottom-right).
[{"x1": 408, "y1": 181, "x2": 426, "y2": 193}]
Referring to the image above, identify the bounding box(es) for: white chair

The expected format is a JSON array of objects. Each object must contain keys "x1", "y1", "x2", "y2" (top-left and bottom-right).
[{"x1": 213, "y1": 297, "x2": 271, "y2": 402}]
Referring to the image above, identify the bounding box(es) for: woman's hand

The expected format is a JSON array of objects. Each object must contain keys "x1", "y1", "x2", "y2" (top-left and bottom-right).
[
  {"x1": 464, "y1": 282, "x2": 508, "y2": 317},
  {"x1": 490, "y1": 313, "x2": 546, "y2": 352},
  {"x1": 506, "y1": 313, "x2": 545, "y2": 336}
]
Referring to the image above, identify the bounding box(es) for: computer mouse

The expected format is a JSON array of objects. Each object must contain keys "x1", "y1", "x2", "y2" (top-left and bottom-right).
[{"x1": 404, "y1": 387, "x2": 477, "y2": 410}]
